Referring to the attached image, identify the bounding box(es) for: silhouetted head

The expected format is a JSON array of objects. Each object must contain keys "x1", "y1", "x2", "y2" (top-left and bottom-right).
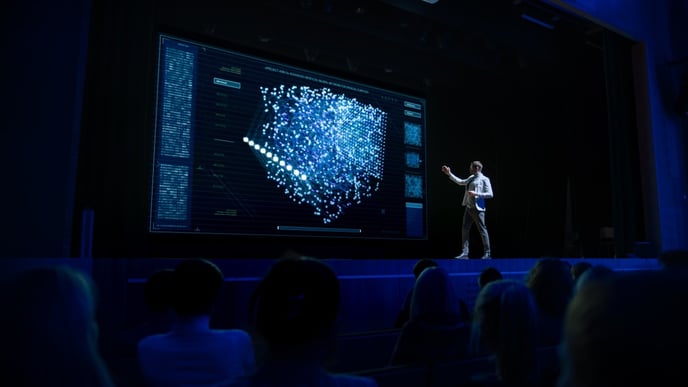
[
  {"x1": 478, "y1": 266, "x2": 503, "y2": 289},
  {"x1": 144, "y1": 268, "x2": 175, "y2": 313},
  {"x1": 251, "y1": 256, "x2": 340, "y2": 352},
  {"x1": 410, "y1": 266, "x2": 460, "y2": 323},
  {"x1": 658, "y1": 249, "x2": 688, "y2": 269},
  {"x1": 573, "y1": 264, "x2": 614, "y2": 294},
  {"x1": 570, "y1": 262, "x2": 592, "y2": 282},
  {"x1": 525, "y1": 258, "x2": 573, "y2": 316},
  {"x1": 172, "y1": 259, "x2": 224, "y2": 317},
  {"x1": 412, "y1": 258, "x2": 438, "y2": 279},
  {"x1": 472, "y1": 279, "x2": 538, "y2": 385},
  {"x1": 0, "y1": 266, "x2": 113, "y2": 387}
]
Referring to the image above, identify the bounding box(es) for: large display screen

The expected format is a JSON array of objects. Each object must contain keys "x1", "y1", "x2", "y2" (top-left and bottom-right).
[{"x1": 149, "y1": 34, "x2": 428, "y2": 240}]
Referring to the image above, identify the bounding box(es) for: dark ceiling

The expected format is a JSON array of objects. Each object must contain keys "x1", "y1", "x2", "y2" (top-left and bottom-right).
[{"x1": 194, "y1": 0, "x2": 605, "y2": 89}]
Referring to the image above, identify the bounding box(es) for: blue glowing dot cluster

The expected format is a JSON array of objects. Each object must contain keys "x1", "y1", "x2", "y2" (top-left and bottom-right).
[{"x1": 245, "y1": 85, "x2": 387, "y2": 223}]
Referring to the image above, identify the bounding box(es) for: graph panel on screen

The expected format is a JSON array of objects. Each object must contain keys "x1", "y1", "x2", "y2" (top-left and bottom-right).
[{"x1": 150, "y1": 34, "x2": 428, "y2": 239}]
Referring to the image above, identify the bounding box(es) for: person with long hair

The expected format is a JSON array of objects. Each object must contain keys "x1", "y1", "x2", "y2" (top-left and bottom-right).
[
  {"x1": 470, "y1": 279, "x2": 539, "y2": 387},
  {"x1": 0, "y1": 266, "x2": 115, "y2": 387}
]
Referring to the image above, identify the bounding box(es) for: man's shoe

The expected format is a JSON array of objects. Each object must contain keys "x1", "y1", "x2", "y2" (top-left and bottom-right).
[
  {"x1": 481, "y1": 255, "x2": 492, "y2": 260},
  {"x1": 454, "y1": 253, "x2": 469, "y2": 260}
]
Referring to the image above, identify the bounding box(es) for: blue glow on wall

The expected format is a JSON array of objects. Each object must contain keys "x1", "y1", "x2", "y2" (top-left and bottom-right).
[{"x1": 245, "y1": 85, "x2": 388, "y2": 224}]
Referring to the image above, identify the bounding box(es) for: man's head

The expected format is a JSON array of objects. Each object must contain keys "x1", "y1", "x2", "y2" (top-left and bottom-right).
[
  {"x1": 478, "y1": 266, "x2": 503, "y2": 289},
  {"x1": 470, "y1": 161, "x2": 483, "y2": 174},
  {"x1": 252, "y1": 256, "x2": 340, "y2": 351},
  {"x1": 171, "y1": 259, "x2": 224, "y2": 317}
]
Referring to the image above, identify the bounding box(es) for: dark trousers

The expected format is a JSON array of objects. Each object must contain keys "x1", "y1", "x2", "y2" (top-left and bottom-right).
[{"x1": 461, "y1": 207, "x2": 491, "y2": 256}]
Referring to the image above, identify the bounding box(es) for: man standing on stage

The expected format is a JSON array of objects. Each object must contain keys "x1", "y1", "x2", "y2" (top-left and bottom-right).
[{"x1": 441, "y1": 161, "x2": 493, "y2": 259}]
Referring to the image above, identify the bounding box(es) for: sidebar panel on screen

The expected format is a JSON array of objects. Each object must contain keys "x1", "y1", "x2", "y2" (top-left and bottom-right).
[{"x1": 151, "y1": 38, "x2": 197, "y2": 231}]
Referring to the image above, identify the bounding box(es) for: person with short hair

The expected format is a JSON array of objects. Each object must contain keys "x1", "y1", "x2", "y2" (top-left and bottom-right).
[
  {"x1": 441, "y1": 161, "x2": 494, "y2": 259},
  {"x1": 478, "y1": 266, "x2": 503, "y2": 289},
  {"x1": 230, "y1": 255, "x2": 377, "y2": 387},
  {"x1": 138, "y1": 259, "x2": 255, "y2": 387}
]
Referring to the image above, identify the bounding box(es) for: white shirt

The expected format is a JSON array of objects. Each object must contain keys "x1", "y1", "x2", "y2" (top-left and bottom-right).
[{"x1": 447, "y1": 171, "x2": 493, "y2": 211}]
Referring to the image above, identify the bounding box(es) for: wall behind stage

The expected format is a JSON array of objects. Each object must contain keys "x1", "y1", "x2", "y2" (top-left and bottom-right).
[
  {"x1": 73, "y1": 0, "x2": 626, "y2": 259},
  {"x1": 3, "y1": 0, "x2": 91, "y2": 258}
]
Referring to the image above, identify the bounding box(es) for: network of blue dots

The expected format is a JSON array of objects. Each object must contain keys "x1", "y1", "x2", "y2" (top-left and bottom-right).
[{"x1": 245, "y1": 85, "x2": 388, "y2": 223}]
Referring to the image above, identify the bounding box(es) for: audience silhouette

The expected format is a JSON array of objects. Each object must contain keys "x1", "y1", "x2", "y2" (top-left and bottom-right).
[
  {"x1": 119, "y1": 268, "x2": 176, "y2": 357},
  {"x1": 569, "y1": 262, "x2": 592, "y2": 283},
  {"x1": 478, "y1": 266, "x2": 503, "y2": 289},
  {"x1": 0, "y1": 266, "x2": 115, "y2": 387},
  {"x1": 109, "y1": 268, "x2": 176, "y2": 386},
  {"x1": 571, "y1": 264, "x2": 614, "y2": 294},
  {"x1": 558, "y1": 269, "x2": 688, "y2": 387},
  {"x1": 143, "y1": 268, "x2": 176, "y2": 326},
  {"x1": 137, "y1": 258, "x2": 255, "y2": 387},
  {"x1": 390, "y1": 266, "x2": 469, "y2": 366},
  {"x1": 469, "y1": 279, "x2": 539, "y2": 387},
  {"x1": 230, "y1": 255, "x2": 377, "y2": 387},
  {"x1": 525, "y1": 258, "x2": 573, "y2": 346},
  {"x1": 394, "y1": 258, "x2": 438, "y2": 328},
  {"x1": 657, "y1": 249, "x2": 688, "y2": 269},
  {"x1": 8, "y1": 252, "x2": 664, "y2": 387}
]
